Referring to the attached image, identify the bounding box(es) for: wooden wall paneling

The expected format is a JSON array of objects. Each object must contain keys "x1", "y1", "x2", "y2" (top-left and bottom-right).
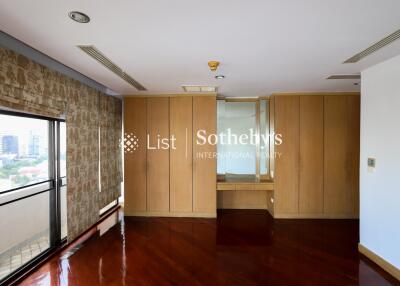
[
  {"x1": 299, "y1": 96, "x2": 324, "y2": 214},
  {"x1": 124, "y1": 98, "x2": 147, "y2": 213},
  {"x1": 274, "y1": 95, "x2": 300, "y2": 214},
  {"x1": 170, "y1": 97, "x2": 193, "y2": 212},
  {"x1": 193, "y1": 96, "x2": 217, "y2": 215},
  {"x1": 324, "y1": 95, "x2": 360, "y2": 215},
  {"x1": 266, "y1": 191, "x2": 274, "y2": 216},
  {"x1": 217, "y1": 191, "x2": 268, "y2": 209},
  {"x1": 348, "y1": 95, "x2": 360, "y2": 215},
  {"x1": 147, "y1": 97, "x2": 170, "y2": 212}
]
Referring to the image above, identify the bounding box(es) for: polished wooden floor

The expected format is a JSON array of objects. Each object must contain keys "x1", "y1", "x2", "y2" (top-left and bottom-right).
[{"x1": 18, "y1": 209, "x2": 399, "y2": 286}]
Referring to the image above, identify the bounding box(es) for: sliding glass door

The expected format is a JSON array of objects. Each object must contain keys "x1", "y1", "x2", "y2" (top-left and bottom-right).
[{"x1": 0, "y1": 111, "x2": 66, "y2": 282}]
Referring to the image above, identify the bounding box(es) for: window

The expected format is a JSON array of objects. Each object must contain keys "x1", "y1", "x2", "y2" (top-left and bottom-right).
[
  {"x1": 0, "y1": 114, "x2": 49, "y2": 192},
  {"x1": 0, "y1": 111, "x2": 66, "y2": 283},
  {"x1": 217, "y1": 99, "x2": 272, "y2": 181}
]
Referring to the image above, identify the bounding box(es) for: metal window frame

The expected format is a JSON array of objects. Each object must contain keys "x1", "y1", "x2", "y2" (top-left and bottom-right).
[{"x1": 0, "y1": 109, "x2": 66, "y2": 284}]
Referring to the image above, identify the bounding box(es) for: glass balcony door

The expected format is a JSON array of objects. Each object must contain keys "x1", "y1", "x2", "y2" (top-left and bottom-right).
[{"x1": 0, "y1": 110, "x2": 66, "y2": 283}]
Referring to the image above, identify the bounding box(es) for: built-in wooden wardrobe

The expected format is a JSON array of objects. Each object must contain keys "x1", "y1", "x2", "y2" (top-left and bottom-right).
[
  {"x1": 273, "y1": 93, "x2": 360, "y2": 218},
  {"x1": 124, "y1": 95, "x2": 217, "y2": 218}
]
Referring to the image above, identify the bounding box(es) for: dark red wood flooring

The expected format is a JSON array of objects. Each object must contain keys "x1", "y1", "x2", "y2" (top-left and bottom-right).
[{"x1": 18, "y1": 209, "x2": 399, "y2": 286}]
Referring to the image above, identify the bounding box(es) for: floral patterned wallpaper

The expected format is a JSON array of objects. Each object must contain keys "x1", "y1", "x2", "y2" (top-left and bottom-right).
[{"x1": 0, "y1": 46, "x2": 122, "y2": 241}]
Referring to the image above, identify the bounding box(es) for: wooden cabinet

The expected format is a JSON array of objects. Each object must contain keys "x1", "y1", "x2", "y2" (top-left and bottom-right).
[
  {"x1": 170, "y1": 97, "x2": 193, "y2": 212},
  {"x1": 299, "y1": 96, "x2": 324, "y2": 213},
  {"x1": 124, "y1": 98, "x2": 147, "y2": 213},
  {"x1": 273, "y1": 93, "x2": 359, "y2": 218},
  {"x1": 193, "y1": 96, "x2": 217, "y2": 214},
  {"x1": 324, "y1": 95, "x2": 360, "y2": 216},
  {"x1": 147, "y1": 98, "x2": 170, "y2": 212},
  {"x1": 124, "y1": 95, "x2": 216, "y2": 217},
  {"x1": 274, "y1": 95, "x2": 300, "y2": 214}
]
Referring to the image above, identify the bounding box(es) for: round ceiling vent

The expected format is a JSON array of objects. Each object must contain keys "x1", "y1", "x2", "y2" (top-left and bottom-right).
[{"x1": 68, "y1": 11, "x2": 90, "y2": 23}]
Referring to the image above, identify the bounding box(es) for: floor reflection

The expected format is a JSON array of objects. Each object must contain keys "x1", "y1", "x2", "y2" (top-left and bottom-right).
[{"x1": 18, "y1": 210, "x2": 399, "y2": 286}]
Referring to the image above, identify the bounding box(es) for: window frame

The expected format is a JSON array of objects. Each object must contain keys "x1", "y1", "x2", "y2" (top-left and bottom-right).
[{"x1": 0, "y1": 109, "x2": 66, "y2": 284}]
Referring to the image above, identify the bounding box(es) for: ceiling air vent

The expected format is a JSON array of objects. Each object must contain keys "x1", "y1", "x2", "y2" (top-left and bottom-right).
[
  {"x1": 77, "y1": 45, "x2": 146, "y2": 91},
  {"x1": 326, "y1": 74, "x2": 361, "y2": 80},
  {"x1": 344, "y1": 29, "x2": 400, "y2": 63},
  {"x1": 181, "y1": 85, "x2": 217, "y2": 93}
]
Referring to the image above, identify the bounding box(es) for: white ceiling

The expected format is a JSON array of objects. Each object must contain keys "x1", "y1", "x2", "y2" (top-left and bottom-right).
[{"x1": 1, "y1": 0, "x2": 400, "y2": 97}]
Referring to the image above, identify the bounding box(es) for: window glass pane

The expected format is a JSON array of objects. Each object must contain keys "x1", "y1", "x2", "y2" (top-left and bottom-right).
[
  {"x1": 0, "y1": 114, "x2": 49, "y2": 193},
  {"x1": 59, "y1": 122, "x2": 66, "y2": 178},
  {"x1": 260, "y1": 100, "x2": 270, "y2": 176},
  {"x1": 217, "y1": 101, "x2": 257, "y2": 175},
  {"x1": 217, "y1": 100, "x2": 226, "y2": 175},
  {"x1": 60, "y1": 185, "x2": 67, "y2": 239},
  {"x1": 0, "y1": 191, "x2": 50, "y2": 280},
  {"x1": 59, "y1": 122, "x2": 67, "y2": 239}
]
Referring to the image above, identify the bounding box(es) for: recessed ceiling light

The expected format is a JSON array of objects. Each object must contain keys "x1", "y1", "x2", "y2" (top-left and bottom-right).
[
  {"x1": 215, "y1": 75, "x2": 225, "y2": 80},
  {"x1": 68, "y1": 11, "x2": 90, "y2": 23}
]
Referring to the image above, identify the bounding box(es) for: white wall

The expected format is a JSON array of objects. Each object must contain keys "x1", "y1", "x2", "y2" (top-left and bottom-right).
[{"x1": 360, "y1": 54, "x2": 400, "y2": 269}]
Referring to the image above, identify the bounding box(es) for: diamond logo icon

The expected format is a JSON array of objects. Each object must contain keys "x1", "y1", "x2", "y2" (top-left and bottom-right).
[{"x1": 123, "y1": 133, "x2": 139, "y2": 153}]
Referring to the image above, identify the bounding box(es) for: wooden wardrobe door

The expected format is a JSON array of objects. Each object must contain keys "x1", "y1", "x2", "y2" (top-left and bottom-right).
[
  {"x1": 170, "y1": 97, "x2": 193, "y2": 212},
  {"x1": 324, "y1": 95, "x2": 360, "y2": 215},
  {"x1": 147, "y1": 98, "x2": 170, "y2": 212},
  {"x1": 274, "y1": 95, "x2": 300, "y2": 214},
  {"x1": 193, "y1": 96, "x2": 216, "y2": 215},
  {"x1": 299, "y1": 96, "x2": 324, "y2": 214},
  {"x1": 124, "y1": 98, "x2": 147, "y2": 213}
]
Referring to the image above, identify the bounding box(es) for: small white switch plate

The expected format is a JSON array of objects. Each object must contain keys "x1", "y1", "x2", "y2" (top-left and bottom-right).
[{"x1": 367, "y1": 157, "x2": 376, "y2": 173}]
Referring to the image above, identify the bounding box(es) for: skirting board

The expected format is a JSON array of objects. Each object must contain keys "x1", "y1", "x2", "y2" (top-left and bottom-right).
[
  {"x1": 274, "y1": 213, "x2": 359, "y2": 219},
  {"x1": 358, "y1": 243, "x2": 400, "y2": 281},
  {"x1": 124, "y1": 212, "x2": 217, "y2": 218}
]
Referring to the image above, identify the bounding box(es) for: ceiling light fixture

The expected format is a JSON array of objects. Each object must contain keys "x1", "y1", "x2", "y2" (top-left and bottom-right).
[
  {"x1": 215, "y1": 75, "x2": 225, "y2": 80},
  {"x1": 208, "y1": 61, "x2": 220, "y2": 72},
  {"x1": 68, "y1": 11, "x2": 90, "y2": 23}
]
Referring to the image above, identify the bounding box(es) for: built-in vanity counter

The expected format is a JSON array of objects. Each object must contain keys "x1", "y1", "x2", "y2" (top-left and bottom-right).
[{"x1": 217, "y1": 175, "x2": 274, "y2": 191}]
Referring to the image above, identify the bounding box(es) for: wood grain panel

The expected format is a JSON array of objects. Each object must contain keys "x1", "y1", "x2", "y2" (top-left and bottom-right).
[
  {"x1": 170, "y1": 97, "x2": 193, "y2": 212},
  {"x1": 193, "y1": 96, "x2": 217, "y2": 213},
  {"x1": 217, "y1": 191, "x2": 268, "y2": 209},
  {"x1": 274, "y1": 95, "x2": 300, "y2": 214},
  {"x1": 236, "y1": 184, "x2": 255, "y2": 191},
  {"x1": 324, "y1": 95, "x2": 360, "y2": 215},
  {"x1": 124, "y1": 98, "x2": 147, "y2": 213},
  {"x1": 299, "y1": 96, "x2": 324, "y2": 213},
  {"x1": 147, "y1": 98, "x2": 170, "y2": 212}
]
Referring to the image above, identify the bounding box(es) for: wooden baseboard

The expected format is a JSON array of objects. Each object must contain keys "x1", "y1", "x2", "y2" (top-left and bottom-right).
[
  {"x1": 358, "y1": 243, "x2": 400, "y2": 281},
  {"x1": 274, "y1": 213, "x2": 359, "y2": 219},
  {"x1": 124, "y1": 211, "x2": 217, "y2": 218}
]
